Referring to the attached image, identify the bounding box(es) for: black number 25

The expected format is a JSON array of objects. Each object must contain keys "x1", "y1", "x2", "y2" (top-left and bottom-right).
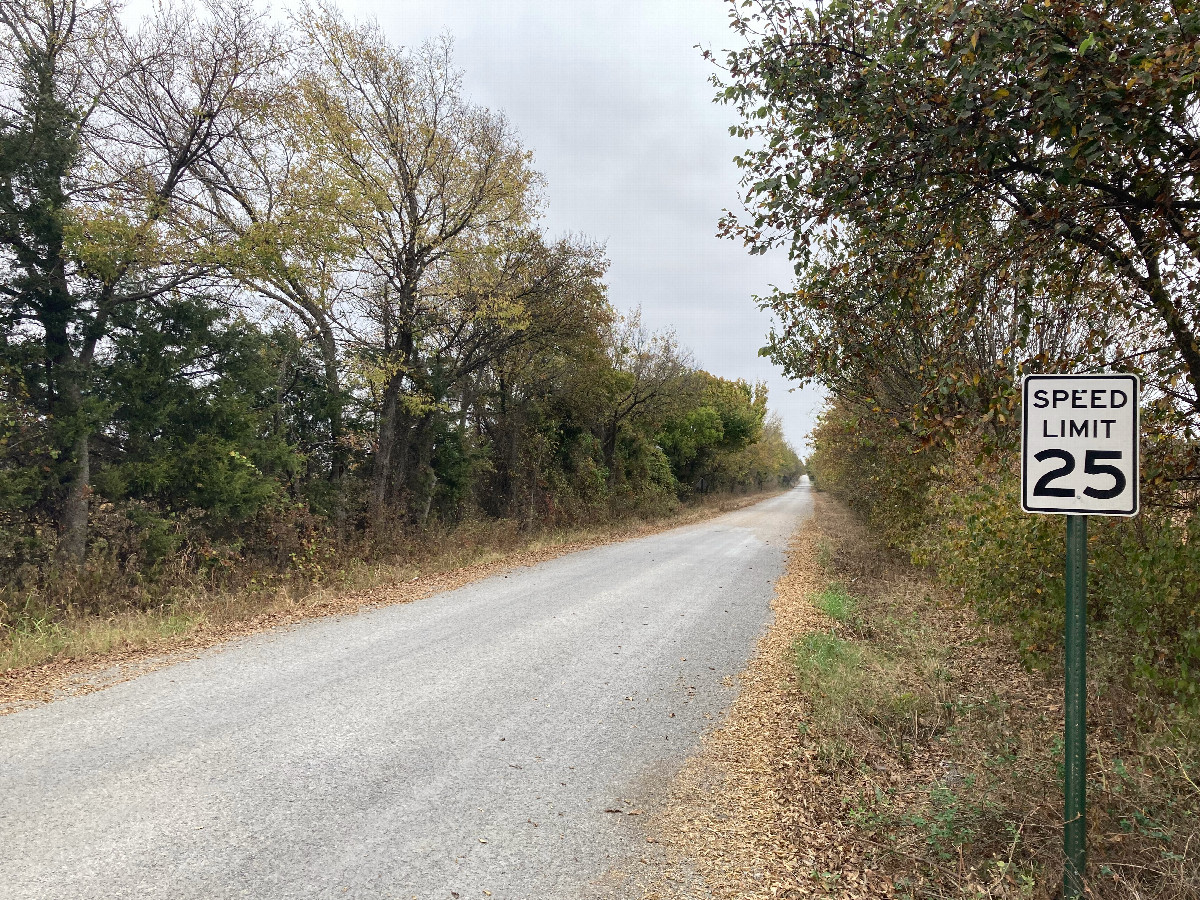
[{"x1": 1033, "y1": 449, "x2": 1126, "y2": 500}]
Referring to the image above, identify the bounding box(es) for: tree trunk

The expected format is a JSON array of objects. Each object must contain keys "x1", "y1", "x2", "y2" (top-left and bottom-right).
[
  {"x1": 54, "y1": 430, "x2": 89, "y2": 568},
  {"x1": 371, "y1": 374, "x2": 402, "y2": 520},
  {"x1": 318, "y1": 324, "x2": 348, "y2": 534},
  {"x1": 375, "y1": 316, "x2": 421, "y2": 520},
  {"x1": 1123, "y1": 216, "x2": 1200, "y2": 414},
  {"x1": 420, "y1": 472, "x2": 438, "y2": 525},
  {"x1": 603, "y1": 418, "x2": 619, "y2": 488},
  {"x1": 394, "y1": 412, "x2": 434, "y2": 522},
  {"x1": 44, "y1": 258, "x2": 90, "y2": 570},
  {"x1": 388, "y1": 412, "x2": 416, "y2": 511}
]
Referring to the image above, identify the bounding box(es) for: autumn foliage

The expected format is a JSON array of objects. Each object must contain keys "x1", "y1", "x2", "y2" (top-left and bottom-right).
[
  {"x1": 0, "y1": 0, "x2": 802, "y2": 626},
  {"x1": 717, "y1": 0, "x2": 1200, "y2": 703}
]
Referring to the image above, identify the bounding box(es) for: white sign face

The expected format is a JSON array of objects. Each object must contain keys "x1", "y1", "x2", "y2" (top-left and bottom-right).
[{"x1": 1021, "y1": 374, "x2": 1139, "y2": 516}]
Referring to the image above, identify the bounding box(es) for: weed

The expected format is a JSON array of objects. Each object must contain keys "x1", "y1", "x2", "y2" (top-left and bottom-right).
[
  {"x1": 786, "y1": 495, "x2": 1200, "y2": 900},
  {"x1": 815, "y1": 538, "x2": 834, "y2": 572},
  {"x1": 795, "y1": 630, "x2": 859, "y2": 676},
  {"x1": 813, "y1": 583, "x2": 856, "y2": 622},
  {"x1": 905, "y1": 783, "x2": 989, "y2": 860}
]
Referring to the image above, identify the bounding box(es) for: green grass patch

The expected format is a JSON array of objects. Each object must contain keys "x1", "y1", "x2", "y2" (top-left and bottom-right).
[
  {"x1": 813, "y1": 582, "x2": 857, "y2": 622},
  {"x1": 1, "y1": 607, "x2": 201, "y2": 672},
  {"x1": 795, "y1": 629, "x2": 859, "y2": 675}
]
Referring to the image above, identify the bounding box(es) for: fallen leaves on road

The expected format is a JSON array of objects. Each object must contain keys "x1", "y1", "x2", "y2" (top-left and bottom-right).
[{"x1": 638, "y1": 498, "x2": 885, "y2": 900}]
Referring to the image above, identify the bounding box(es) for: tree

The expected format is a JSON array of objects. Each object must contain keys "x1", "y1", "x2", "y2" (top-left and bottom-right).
[
  {"x1": 760, "y1": 211, "x2": 1137, "y2": 450},
  {"x1": 714, "y1": 413, "x2": 802, "y2": 490},
  {"x1": 596, "y1": 310, "x2": 694, "y2": 486},
  {"x1": 461, "y1": 236, "x2": 612, "y2": 520},
  {"x1": 199, "y1": 57, "x2": 359, "y2": 527},
  {"x1": 294, "y1": 6, "x2": 538, "y2": 522},
  {"x1": 659, "y1": 372, "x2": 767, "y2": 490},
  {"x1": 95, "y1": 295, "x2": 301, "y2": 532},
  {"x1": 717, "y1": 0, "x2": 1200, "y2": 427},
  {"x1": 0, "y1": 0, "x2": 282, "y2": 565}
]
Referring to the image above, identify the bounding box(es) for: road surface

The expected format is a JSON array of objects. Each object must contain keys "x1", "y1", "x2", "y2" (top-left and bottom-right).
[{"x1": 1, "y1": 485, "x2": 812, "y2": 899}]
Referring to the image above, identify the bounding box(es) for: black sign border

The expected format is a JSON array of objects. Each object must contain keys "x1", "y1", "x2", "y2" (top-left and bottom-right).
[{"x1": 1021, "y1": 374, "x2": 1140, "y2": 517}]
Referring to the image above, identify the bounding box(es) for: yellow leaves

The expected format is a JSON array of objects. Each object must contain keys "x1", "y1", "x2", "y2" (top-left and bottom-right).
[
  {"x1": 472, "y1": 294, "x2": 531, "y2": 332},
  {"x1": 62, "y1": 208, "x2": 161, "y2": 284}
]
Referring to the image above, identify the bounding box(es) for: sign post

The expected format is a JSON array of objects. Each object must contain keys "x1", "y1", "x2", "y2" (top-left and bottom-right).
[
  {"x1": 1021, "y1": 374, "x2": 1139, "y2": 900},
  {"x1": 1063, "y1": 513, "x2": 1087, "y2": 898}
]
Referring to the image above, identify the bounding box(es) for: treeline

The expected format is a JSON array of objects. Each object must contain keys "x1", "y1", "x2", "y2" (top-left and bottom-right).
[
  {"x1": 719, "y1": 0, "x2": 1199, "y2": 703},
  {"x1": 0, "y1": 0, "x2": 801, "y2": 602}
]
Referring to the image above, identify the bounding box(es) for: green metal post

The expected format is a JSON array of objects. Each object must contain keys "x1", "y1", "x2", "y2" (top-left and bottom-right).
[{"x1": 1064, "y1": 514, "x2": 1088, "y2": 899}]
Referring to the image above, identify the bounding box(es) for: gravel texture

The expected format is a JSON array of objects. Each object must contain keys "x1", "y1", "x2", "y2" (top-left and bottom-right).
[{"x1": 0, "y1": 486, "x2": 812, "y2": 900}]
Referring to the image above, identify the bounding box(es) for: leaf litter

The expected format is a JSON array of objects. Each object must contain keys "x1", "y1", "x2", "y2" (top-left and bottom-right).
[{"x1": 1, "y1": 493, "x2": 777, "y2": 713}]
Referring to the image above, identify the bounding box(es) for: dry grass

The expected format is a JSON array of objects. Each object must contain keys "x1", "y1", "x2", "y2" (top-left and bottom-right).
[
  {"x1": 0, "y1": 490, "x2": 781, "y2": 712},
  {"x1": 640, "y1": 494, "x2": 1200, "y2": 899}
]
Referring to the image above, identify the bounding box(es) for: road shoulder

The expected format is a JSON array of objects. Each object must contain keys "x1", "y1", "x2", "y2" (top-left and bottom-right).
[
  {"x1": 634, "y1": 491, "x2": 833, "y2": 898},
  {"x1": 1, "y1": 491, "x2": 783, "y2": 714}
]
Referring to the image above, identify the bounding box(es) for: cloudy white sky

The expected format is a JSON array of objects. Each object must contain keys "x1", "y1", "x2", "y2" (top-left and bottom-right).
[{"x1": 322, "y1": 0, "x2": 827, "y2": 451}]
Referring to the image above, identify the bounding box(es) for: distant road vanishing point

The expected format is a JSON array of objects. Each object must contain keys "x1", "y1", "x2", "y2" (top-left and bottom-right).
[{"x1": 2, "y1": 485, "x2": 812, "y2": 899}]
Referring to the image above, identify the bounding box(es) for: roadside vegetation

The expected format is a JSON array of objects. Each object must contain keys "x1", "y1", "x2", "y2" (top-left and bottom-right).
[
  {"x1": 798, "y1": 499, "x2": 1200, "y2": 899},
  {"x1": 719, "y1": 0, "x2": 1200, "y2": 706},
  {"x1": 644, "y1": 496, "x2": 1199, "y2": 900},
  {"x1": 1, "y1": 489, "x2": 775, "y2": 706},
  {"x1": 0, "y1": 1, "x2": 801, "y2": 671},
  {"x1": 711, "y1": 0, "x2": 1200, "y2": 894}
]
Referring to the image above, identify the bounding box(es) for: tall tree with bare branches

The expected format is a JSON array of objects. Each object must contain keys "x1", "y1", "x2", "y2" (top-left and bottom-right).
[
  {"x1": 294, "y1": 5, "x2": 539, "y2": 521},
  {"x1": 0, "y1": 0, "x2": 284, "y2": 565}
]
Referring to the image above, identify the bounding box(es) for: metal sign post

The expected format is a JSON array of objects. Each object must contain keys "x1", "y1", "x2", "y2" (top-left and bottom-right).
[
  {"x1": 1021, "y1": 374, "x2": 1139, "y2": 900},
  {"x1": 1063, "y1": 513, "x2": 1087, "y2": 898}
]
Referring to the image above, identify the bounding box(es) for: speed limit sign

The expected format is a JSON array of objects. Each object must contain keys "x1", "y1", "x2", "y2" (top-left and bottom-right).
[
  {"x1": 1021, "y1": 374, "x2": 1139, "y2": 516},
  {"x1": 1022, "y1": 373, "x2": 1139, "y2": 898}
]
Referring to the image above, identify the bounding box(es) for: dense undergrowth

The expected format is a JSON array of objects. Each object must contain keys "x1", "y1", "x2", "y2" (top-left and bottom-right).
[
  {"x1": 795, "y1": 498, "x2": 1199, "y2": 899},
  {"x1": 809, "y1": 408, "x2": 1200, "y2": 710},
  {"x1": 0, "y1": 486, "x2": 781, "y2": 675}
]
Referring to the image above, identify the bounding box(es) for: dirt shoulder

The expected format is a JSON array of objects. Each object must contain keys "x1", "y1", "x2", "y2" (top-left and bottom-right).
[{"x1": 1, "y1": 491, "x2": 781, "y2": 714}]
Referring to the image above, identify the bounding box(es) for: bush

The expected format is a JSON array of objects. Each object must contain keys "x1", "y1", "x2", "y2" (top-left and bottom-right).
[{"x1": 812, "y1": 403, "x2": 1200, "y2": 706}]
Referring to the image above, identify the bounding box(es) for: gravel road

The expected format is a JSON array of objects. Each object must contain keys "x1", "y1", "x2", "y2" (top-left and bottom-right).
[{"x1": 1, "y1": 484, "x2": 812, "y2": 900}]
